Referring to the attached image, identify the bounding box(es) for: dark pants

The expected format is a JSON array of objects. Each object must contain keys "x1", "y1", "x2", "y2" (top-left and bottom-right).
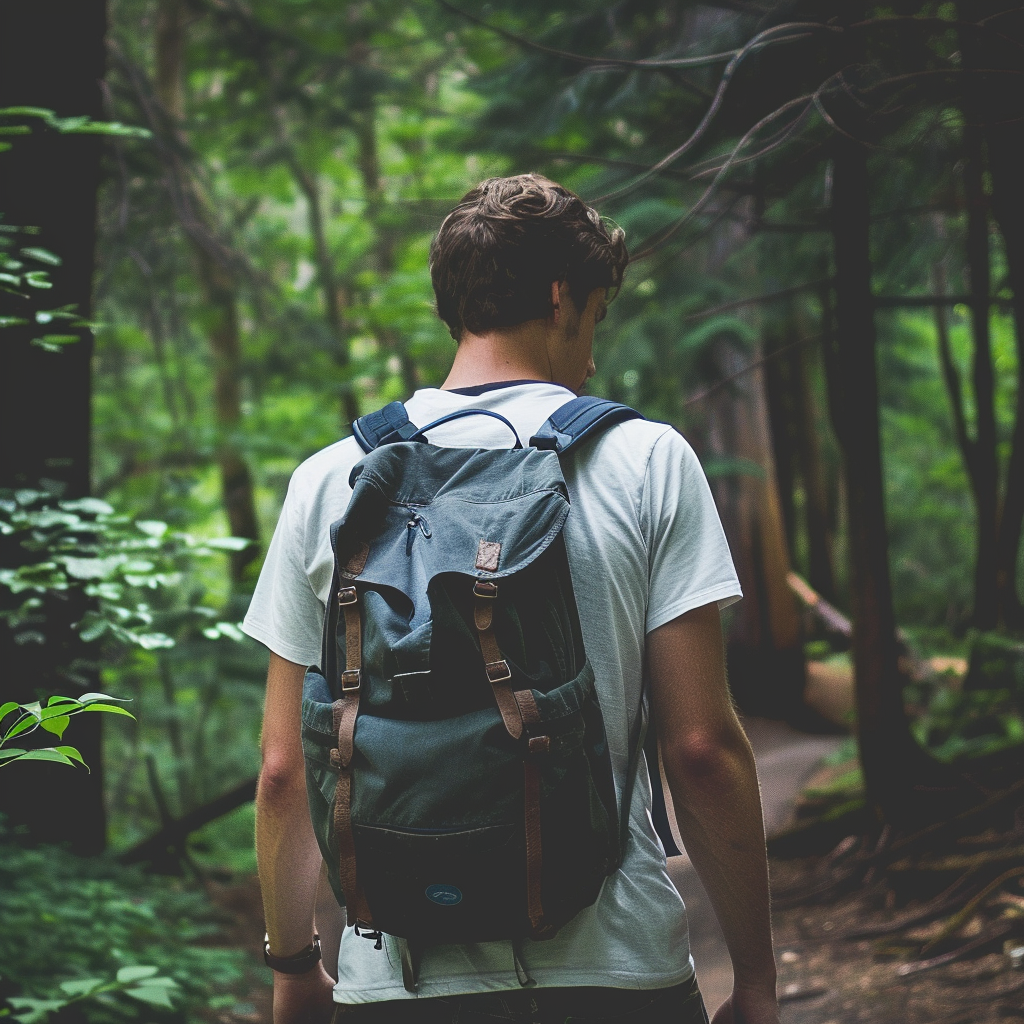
[{"x1": 331, "y1": 974, "x2": 710, "y2": 1023}]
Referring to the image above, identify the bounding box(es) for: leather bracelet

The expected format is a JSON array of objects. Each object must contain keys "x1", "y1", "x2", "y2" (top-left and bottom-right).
[{"x1": 263, "y1": 933, "x2": 322, "y2": 975}]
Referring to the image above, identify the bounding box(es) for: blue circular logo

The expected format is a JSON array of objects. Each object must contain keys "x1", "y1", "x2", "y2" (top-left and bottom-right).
[{"x1": 425, "y1": 884, "x2": 463, "y2": 906}]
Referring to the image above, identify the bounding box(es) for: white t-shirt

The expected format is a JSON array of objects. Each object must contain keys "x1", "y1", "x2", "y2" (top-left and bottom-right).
[{"x1": 243, "y1": 382, "x2": 741, "y2": 1003}]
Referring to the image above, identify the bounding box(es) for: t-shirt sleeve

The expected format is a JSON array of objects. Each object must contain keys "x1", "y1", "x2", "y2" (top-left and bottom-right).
[
  {"x1": 641, "y1": 428, "x2": 742, "y2": 634},
  {"x1": 241, "y1": 473, "x2": 326, "y2": 667}
]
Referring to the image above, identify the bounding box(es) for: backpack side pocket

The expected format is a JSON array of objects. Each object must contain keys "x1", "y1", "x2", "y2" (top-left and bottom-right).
[{"x1": 301, "y1": 667, "x2": 346, "y2": 907}]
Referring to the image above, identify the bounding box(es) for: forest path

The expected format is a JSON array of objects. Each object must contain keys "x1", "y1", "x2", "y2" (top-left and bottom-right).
[{"x1": 667, "y1": 716, "x2": 845, "y2": 1016}]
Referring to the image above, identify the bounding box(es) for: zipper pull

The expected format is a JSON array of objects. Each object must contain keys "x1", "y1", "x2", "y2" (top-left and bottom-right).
[{"x1": 405, "y1": 511, "x2": 431, "y2": 555}]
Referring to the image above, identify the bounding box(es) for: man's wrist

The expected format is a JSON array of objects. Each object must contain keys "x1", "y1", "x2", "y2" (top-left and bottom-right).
[{"x1": 264, "y1": 933, "x2": 323, "y2": 974}]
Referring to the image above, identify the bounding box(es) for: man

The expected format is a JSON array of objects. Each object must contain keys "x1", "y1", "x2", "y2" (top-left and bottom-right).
[{"x1": 243, "y1": 174, "x2": 779, "y2": 1024}]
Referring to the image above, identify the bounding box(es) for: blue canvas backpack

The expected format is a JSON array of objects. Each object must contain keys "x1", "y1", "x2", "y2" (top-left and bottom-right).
[{"x1": 300, "y1": 396, "x2": 648, "y2": 989}]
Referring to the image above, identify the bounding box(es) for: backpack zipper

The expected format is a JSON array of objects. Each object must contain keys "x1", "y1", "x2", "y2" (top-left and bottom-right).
[{"x1": 404, "y1": 509, "x2": 431, "y2": 555}]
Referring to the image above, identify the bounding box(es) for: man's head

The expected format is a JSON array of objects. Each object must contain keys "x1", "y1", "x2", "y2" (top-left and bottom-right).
[{"x1": 429, "y1": 174, "x2": 628, "y2": 344}]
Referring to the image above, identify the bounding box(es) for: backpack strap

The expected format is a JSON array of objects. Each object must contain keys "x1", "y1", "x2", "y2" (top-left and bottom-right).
[
  {"x1": 351, "y1": 401, "x2": 419, "y2": 453},
  {"x1": 328, "y1": 540, "x2": 375, "y2": 929},
  {"x1": 529, "y1": 396, "x2": 643, "y2": 454},
  {"x1": 533, "y1": 395, "x2": 650, "y2": 866}
]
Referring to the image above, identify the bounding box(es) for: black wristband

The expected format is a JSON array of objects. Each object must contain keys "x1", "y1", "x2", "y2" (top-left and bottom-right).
[{"x1": 263, "y1": 933, "x2": 322, "y2": 975}]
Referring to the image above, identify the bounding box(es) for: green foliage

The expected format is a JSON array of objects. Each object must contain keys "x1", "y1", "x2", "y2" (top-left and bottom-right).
[
  {"x1": 0, "y1": 694, "x2": 133, "y2": 770},
  {"x1": 0, "y1": 836, "x2": 254, "y2": 1024},
  {"x1": 4, "y1": 965, "x2": 180, "y2": 1024},
  {"x1": 0, "y1": 488, "x2": 248, "y2": 651},
  {"x1": 912, "y1": 682, "x2": 1024, "y2": 762},
  {"x1": 0, "y1": 107, "x2": 149, "y2": 349}
]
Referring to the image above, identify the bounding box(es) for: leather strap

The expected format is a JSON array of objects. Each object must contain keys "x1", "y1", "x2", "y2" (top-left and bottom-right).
[
  {"x1": 330, "y1": 549, "x2": 373, "y2": 926},
  {"x1": 473, "y1": 580, "x2": 522, "y2": 739},
  {"x1": 516, "y1": 688, "x2": 551, "y2": 938}
]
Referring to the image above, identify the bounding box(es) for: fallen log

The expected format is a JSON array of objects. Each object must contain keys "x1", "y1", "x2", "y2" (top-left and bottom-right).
[{"x1": 119, "y1": 775, "x2": 257, "y2": 866}]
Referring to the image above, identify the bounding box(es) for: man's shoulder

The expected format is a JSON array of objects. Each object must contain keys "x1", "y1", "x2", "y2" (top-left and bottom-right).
[
  {"x1": 286, "y1": 435, "x2": 364, "y2": 506},
  {"x1": 578, "y1": 416, "x2": 693, "y2": 475}
]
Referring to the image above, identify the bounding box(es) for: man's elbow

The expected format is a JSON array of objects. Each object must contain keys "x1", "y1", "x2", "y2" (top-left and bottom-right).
[
  {"x1": 258, "y1": 750, "x2": 307, "y2": 805},
  {"x1": 661, "y1": 726, "x2": 755, "y2": 798}
]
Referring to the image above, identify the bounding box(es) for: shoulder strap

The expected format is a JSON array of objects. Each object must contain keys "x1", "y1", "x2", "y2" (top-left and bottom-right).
[
  {"x1": 351, "y1": 401, "x2": 419, "y2": 453},
  {"x1": 529, "y1": 396, "x2": 643, "y2": 454}
]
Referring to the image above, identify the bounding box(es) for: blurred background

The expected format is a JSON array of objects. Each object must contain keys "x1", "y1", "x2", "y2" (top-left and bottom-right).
[{"x1": 2, "y1": 2, "x2": 1023, "y2": 1022}]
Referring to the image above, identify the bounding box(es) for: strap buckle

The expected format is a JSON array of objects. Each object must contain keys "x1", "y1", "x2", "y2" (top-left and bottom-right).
[
  {"x1": 341, "y1": 669, "x2": 361, "y2": 692},
  {"x1": 485, "y1": 659, "x2": 512, "y2": 683},
  {"x1": 473, "y1": 579, "x2": 498, "y2": 598},
  {"x1": 338, "y1": 586, "x2": 358, "y2": 606}
]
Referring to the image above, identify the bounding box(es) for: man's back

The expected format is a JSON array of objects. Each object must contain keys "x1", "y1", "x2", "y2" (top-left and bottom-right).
[{"x1": 244, "y1": 381, "x2": 741, "y2": 1000}]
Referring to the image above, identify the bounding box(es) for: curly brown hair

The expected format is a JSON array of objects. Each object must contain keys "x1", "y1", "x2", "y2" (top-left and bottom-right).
[{"x1": 429, "y1": 174, "x2": 628, "y2": 342}]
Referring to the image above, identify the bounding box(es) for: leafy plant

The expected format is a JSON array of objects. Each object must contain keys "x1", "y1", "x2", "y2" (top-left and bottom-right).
[
  {"x1": 3, "y1": 966, "x2": 179, "y2": 1024},
  {"x1": 0, "y1": 106, "x2": 149, "y2": 351},
  {"x1": 0, "y1": 836, "x2": 254, "y2": 1024},
  {"x1": 0, "y1": 488, "x2": 249, "y2": 651},
  {"x1": 0, "y1": 693, "x2": 133, "y2": 770}
]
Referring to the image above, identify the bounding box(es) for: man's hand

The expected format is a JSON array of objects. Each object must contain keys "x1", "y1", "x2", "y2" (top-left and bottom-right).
[
  {"x1": 710, "y1": 984, "x2": 781, "y2": 1024},
  {"x1": 272, "y1": 962, "x2": 336, "y2": 1024}
]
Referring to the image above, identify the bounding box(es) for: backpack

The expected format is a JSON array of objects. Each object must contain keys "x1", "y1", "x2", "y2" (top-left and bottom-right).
[{"x1": 300, "y1": 396, "x2": 648, "y2": 990}]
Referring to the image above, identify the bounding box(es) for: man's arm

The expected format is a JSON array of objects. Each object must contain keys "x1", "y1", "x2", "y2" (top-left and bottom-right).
[
  {"x1": 648, "y1": 603, "x2": 779, "y2": 1024},
  {"x1": 256, "y1": 652, "x2": 336, "y2": 1023}
]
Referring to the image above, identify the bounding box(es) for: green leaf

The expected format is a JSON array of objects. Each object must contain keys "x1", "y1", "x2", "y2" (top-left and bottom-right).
[
  {"x1": 204, "y1": 536, "x2": 252, "y2": 551},
  {"x1": 58, "y1": 978, "x2": 105, "y2": 997},
  {"x1": 124, "y1": 986, "x2": 175, "y2": 1008},
  {"x1": 31, "y1": 334, "x2": 78, "y2": 351},
  {"x1": 115, "y1": 966, "x2": 159, "y2": 984},
  {"x1": 3, "y1": 714, "x2": 40, "y2": 742},
  {"x1": 46, "y1": 695, "x2": 78, "y2": 706},
  {"x1": 0, "y1": 105, "x2": 56, "y2": 119},
  {"x1": 13, "y1": 749, "x2": 75, "y2": 767},
  {"x1": 53, "y1": 745, "x2": 87, "y2": 768},
  {"x1": 39, "y1": 702, "x2": 80, "y2": 719},
  {"x1": 20, "y1": 247, "x2": 61, "y2": 266},
  {"x1": 59, "y1": 497, "x2": 114, "y2": 515},
  {"x1": 0, "y1": 125, "x2": 31, "y2": 135},
  {"x1": 0, "y1": 748, "x2": 28, "y2": 762},
  {"x1": 136, "y1": 520, "x2": 168, "y2": 537},
  {"x1": 0, "y1": 273, "x2": 21, "y2": 286},
  {"x1": 39, "y1": 715, "x2": 70, "y2": 738},
  {"x1": 0, "y1": 700, "x2": 19, "y2": 720},
  {"x1": 78, "y1": 692, "x2": 129, "y2": 704},
  {"x1": 7, "y1": 997, "x2": 68, "y2": 1024},
  {"x1": 23, "y1": 271, "x2": 52, "y2": 289},
  {"x1": 62, "y1": 554, "x2": 125, "y2": 579},
  {"x1": 0, "y1": 316, "x2": 29, "y2": 327},
  {"x1": 81, "y1": 703, "x2": 136, "y2": 718}
]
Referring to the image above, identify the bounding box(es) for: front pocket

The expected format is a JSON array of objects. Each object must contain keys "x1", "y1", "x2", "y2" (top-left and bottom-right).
[{"x1": 352, "y1": 822, "x2": 524, "y2": 942}]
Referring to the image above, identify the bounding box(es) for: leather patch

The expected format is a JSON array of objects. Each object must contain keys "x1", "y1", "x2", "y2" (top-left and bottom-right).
[{"x1": 475, "y1": 539, "x2": 501, "y2": 572}]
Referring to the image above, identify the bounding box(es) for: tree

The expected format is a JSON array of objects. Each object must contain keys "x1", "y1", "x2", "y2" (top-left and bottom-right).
[{"x1": 0, "y1": 0, "x2": 109, "y2": 853}]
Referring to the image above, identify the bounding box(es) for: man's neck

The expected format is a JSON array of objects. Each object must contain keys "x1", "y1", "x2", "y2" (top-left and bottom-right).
[{"x1": 441, "y1": 322, "x2": 555, "y2": 391}]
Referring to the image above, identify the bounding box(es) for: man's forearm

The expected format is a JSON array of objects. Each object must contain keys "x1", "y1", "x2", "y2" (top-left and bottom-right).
[
  {"x1": 256, "y1": 767, "x2": 324, "y2": 956},
  {"x1": 663, "y1": 728, "x2": 777, "y2": 992},
  {"x1": 648, "y1": 605, "x2": 777, "y2": 1000}
]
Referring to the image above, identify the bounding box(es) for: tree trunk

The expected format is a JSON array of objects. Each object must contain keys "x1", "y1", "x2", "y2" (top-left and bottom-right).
[
  {"x1": 0, "y1": 0, "x2": 108, "y2": 853},
  {"x1": 705, "y1": 336, "x2": 805, "y2": 721},
  {"x1": 986, "y1": 129, "x2": 1024, "y2": 629},
  {"x1": 828, "y1": 136, "x2": 935, "y2": 818},
  {"x1": 956, "y1": 8, "x2": 1009, "y2": 629},
  {"x1": 153, "y1": 0, "x2": 259, "y2": 583},
  {"x1": 792, "y1": 339, "x2": 837, "y2": 603},
  {"x1": 353, "y1": 109, "x2": 419, "y2": 396},
  {"x1": 286, "y1": 155, "x2": 361, "y2": 429}
]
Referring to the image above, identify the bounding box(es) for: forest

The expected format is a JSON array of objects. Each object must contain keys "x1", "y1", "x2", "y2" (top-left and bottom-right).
[{"x1": 1, "y1": 1, "x2": 1023, "y2": 1022}]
